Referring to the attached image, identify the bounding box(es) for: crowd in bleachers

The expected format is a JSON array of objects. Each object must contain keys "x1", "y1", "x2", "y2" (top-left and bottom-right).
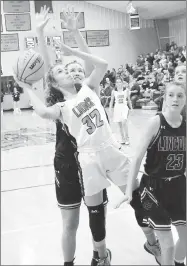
[{"x1": 100, "y1": 42, "x2": 186, "y2": 109}]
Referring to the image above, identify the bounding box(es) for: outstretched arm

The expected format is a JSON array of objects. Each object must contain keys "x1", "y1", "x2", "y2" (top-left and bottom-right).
[
  {"x1": 13, "y1": 78, "x2": 61, "y2": 120},
  {"x1": 115, "y1": 116, "x2": 160, "y2": 208},
  {"x1": 36, "y1": 6, "x2": 52, "y2": 72},
  {"x1": 36, "y1": 6, "x2": 93, "y2": 77},
  {"x1": 61, "y1": 7, "x2": 93, "y2": 77}
]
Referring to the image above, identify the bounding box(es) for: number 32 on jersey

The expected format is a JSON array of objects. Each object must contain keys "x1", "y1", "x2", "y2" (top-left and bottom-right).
[{"x1": 82, "y1": 109, "x2": 104, "y2": 135}]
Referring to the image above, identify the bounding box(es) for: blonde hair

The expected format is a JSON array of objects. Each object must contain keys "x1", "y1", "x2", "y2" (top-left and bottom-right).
[{"x1": 165, "y1": 82, "x2": 186, "y2": 96}]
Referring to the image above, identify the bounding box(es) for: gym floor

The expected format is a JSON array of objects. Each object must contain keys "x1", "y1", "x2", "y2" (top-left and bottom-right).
[{"x1": 1, "y1": 109, "x2": 178, "y2": 265}]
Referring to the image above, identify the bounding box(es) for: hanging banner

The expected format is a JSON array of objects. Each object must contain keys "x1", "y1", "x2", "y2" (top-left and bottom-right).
[
  {"x1": 86, "y1": 30, "x2": 109, "y2": 47},
  {"x1": 63, "y1": 31, "x2": 86, "y2": 48},
  {"x1": 3, "y1": 1, "x2": 30, "y2": 13},
  {"x1": 1, "y1": 33, "x2": 19, "y2": 52},
  {"x1": 25, "y1": 37, "x2": 35, "y2": 49},
  {"x1": 5, "y1": 13, "x2": 31, "y2": 31}
]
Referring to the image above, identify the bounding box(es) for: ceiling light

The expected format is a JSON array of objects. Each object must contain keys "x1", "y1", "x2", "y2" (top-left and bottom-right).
[{"x1": 126, "y1": 1, "x2": 136, "y2": 14}]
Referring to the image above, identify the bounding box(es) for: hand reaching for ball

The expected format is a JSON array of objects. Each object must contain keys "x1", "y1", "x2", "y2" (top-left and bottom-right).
[{"x1": 13, "y1": 75, "x2": 33, "y2": 90}]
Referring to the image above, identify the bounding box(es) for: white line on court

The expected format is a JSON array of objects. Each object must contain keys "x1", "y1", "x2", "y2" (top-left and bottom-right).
[{"x1": 1, "y1": 207, "x2": 130, "y2": 235}]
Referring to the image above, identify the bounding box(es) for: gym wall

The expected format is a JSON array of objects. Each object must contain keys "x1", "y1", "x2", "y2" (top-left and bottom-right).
[{"x1": 1, "y1": 0, "x2": 158, "y2": 110}]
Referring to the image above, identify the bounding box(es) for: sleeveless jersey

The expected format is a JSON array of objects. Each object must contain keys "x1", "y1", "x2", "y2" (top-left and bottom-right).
[
  {"x1": 57, "y1": 84, "x2": 114, "y2": 150},
  {"x1": 114, "y1": 90, "x2": 128, "y2": 105},
  {"x1": 144, "y1": 113, "x2": 186, "y2": 178},
  {"x1": 55, "y1": 120, "x2": 77, "y2": 162},
  {"x1": 12, "y1": 91, "x2": 20, "y2": 101}
]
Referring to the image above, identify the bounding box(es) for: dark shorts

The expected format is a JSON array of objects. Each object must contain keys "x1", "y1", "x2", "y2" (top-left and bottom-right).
[
  {"x1": 54, "y1": 157, "x2": 108, "y2": 210},
  {"x1": 139, "y1": 174, "x2": 186, "y2": 230},
  {"x1": 130, "y1": 187, "x2": 148, "y2": 228},
  {"x1": 13, "y1": 97, "x2": 20, "y2": 102}
]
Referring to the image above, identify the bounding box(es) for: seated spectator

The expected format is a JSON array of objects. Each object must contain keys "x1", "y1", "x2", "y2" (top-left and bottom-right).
[
  {"x1": 109, "y1": 68, "x2": 116, "y2": 86},
  {"x1": 102, "y1": 70, "x2": 111, "y2": 86},
  {"x1": 178, "y1": 51, "x2": 186, "y2": 63},
  {"x1": 182, "y1": 46, "x2": 186, "y2": 58},
  {"x1": 156, "y1": 70, "x2": 164, "y2": 85},
  {"x1": 100, "y1": 78, "x2": 113, "y2": 107},
  {"x1": 125, "y1": 63, "x2": 134, "y2": 75},
  {"x1": 159, "y1": 53, "x2": 167, "y2": 68},
  {"x1": 130, "y1": 76, "x2": 144, "y2": 108},
  {"x1": 136, "y1": 55, "x2": 144, "y2": 67},
  {"x1": 144, "y1": 60, "x2": 152, "y2": 73},
  {"x1": 146, "y1": 53, "x2": 153, "y2": 66},
  {"x1": 148, "y1": 73, "x2": 159, "y2": 91}
]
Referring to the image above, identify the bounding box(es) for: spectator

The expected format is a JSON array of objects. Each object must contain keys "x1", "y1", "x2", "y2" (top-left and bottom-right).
[
  {"x1": 109, "y1": 68, "x2": 116, "y2": 85},
  {"x1": 102, "y1": 70, "x2": 111, "y2": 86},
  {"x1": 100, "y1": 78, "x2": 113, "y2": 107},
  {"x1": 130, "y1": 76, "x2": 144, "y2": 108}
]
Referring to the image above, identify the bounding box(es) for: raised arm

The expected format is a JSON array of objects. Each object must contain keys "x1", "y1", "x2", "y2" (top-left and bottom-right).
[
  {"x1": 58, "y1": 42, "x2": 108, "y2": 96},
  {"x1": 61, "y1": 7, "x2": 93, "y2": 77},
  {"x1": 36, "y1": 6, "x2": 52, "y2": 72},
  {"x1": 36, "y1": 6, "x2": 94, "y2": 77}
]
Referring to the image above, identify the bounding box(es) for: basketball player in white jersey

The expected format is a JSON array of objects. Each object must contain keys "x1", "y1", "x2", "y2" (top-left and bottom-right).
[
  {"x1": 35, "y1": 6, "x2": 110, "y2": 266},
  {"x1": 109, "y1": 77, "x2": 132, "y2": 144},
  {"x1": 15, "y1": 40, "x2": 139, "y2": 265}
]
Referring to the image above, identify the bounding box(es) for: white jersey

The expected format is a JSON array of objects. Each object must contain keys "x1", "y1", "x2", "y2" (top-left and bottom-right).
[
  {"x1": 113, "y1": 90, "x2": 129, "y2": 122},
  {"x1": 57, "y1": 84, "x2": 115, "y2": 151},
  {"x1": 114, "y1": 90, "x2": 128, "y2": 106}
]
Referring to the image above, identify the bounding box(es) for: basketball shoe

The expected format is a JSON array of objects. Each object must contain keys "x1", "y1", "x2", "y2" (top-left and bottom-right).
[
  {"x1": 97, "y1": 249, "x2": 112, "y2": 266},
  {"x1": 144, "y1": 240, "x2": 161, "y2": 265}
]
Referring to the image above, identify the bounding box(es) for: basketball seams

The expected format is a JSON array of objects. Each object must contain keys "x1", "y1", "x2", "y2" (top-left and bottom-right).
[
  {"x1": 24, "y1": 61, "x2": 44, "y2": 81},
  {"x1": 20, "y1": 53, "x2": 36, "y2": 80}
]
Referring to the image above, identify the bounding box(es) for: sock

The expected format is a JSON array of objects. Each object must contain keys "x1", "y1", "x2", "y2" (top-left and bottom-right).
[
  {"x1": 175, "y1": 260, "x2": 185, "y2": 266},
  {"x1": 64, "y1": 258, "x2": 75, "y2": 266},
  {"x1": 93, "y1": 250, "x2": 99, "y2": 259}
]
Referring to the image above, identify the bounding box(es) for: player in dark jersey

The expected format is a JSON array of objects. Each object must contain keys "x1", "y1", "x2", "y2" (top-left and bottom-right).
[
  {"x1": 117, "y1": 82, "x2": 186, "y2": 266},
  {"x1": 12, "y1": 83, "x2": 21, "y2": 114},
  {"x1": 162, "y1": 64, "x2": 186, "y2": 120},
  {"x1": 35, "y1": 7, "x2": 109, "y2": 266},
  {"x1": 1, "y1": 89, "x2": 4, "y2": 115}
]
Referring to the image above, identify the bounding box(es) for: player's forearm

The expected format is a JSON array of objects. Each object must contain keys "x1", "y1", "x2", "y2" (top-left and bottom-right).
[
  {"x1": 126, "y1": 158, "x2": 142, "y2": 193},
  {"x1": 70, "y1": 48, "x2": 108, "y2": 70},
  {"x1": 27, "y1": 88, "x2": 50, "y2": 118},
  {"x1": 73, "y1": 29, "x2": 91, "y2": 54},
  {"x1": 73, "y1": 30, "x2": 93, "y2": 77},
  {"x1": 37, "y1": 29, "x2": 52, "y2": 71}
]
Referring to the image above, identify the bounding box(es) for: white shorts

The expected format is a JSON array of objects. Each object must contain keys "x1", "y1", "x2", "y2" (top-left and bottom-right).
[
  {"x1": 113, "y1": 104, "x2": 129, "y2": 122},
  {"x1": 78, "y1": 141, "x2": 131, "y2": 196}
]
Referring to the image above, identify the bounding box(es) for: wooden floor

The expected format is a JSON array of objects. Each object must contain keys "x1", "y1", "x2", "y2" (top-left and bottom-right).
[{"x1": 1, "y1": 109, "x2": 178, "y2": 265}]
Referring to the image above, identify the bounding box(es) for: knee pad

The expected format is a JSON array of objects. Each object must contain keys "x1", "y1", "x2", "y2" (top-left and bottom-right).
[{"x1": 87, "y1": 203, "x2": 106, "y2": 242}]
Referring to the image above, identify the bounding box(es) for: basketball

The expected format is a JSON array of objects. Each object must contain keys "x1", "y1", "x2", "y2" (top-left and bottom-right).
[{"x1": 13, "y1": 49, "x2": 45, "y2": 84}]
